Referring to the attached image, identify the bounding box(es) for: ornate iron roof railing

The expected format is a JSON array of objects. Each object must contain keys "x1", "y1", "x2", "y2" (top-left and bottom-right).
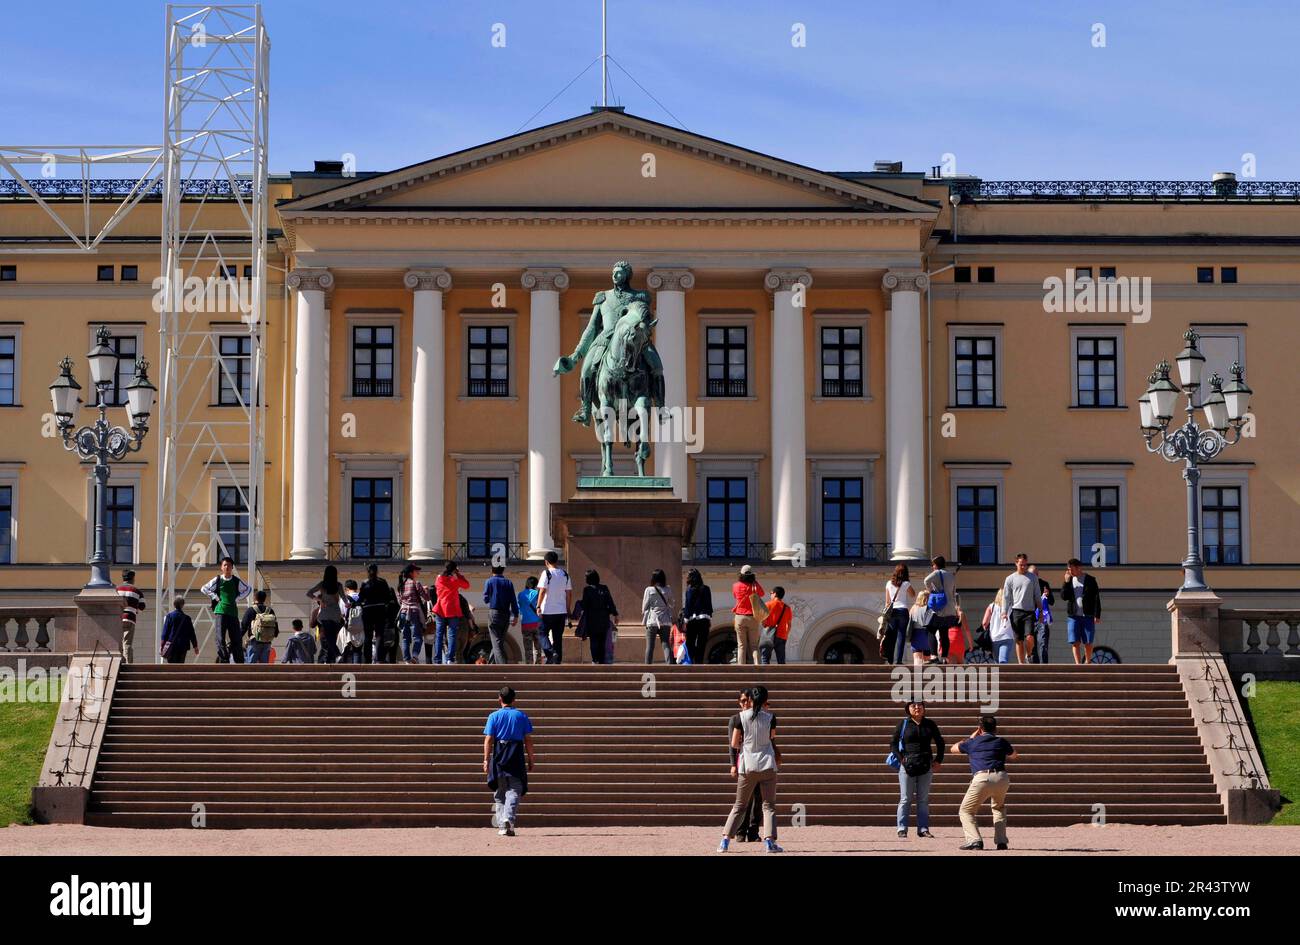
[
  {"x1": 0, "y1": 178, "x2": 255, "y2": 199},
  {"x1": 950, "y1": 179, "x2": 1300, "y2": 202}
]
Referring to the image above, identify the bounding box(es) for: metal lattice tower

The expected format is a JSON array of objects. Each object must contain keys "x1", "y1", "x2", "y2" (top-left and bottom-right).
[{"x1": 156, "y1": 4, "x2": 270, "y2": 658}]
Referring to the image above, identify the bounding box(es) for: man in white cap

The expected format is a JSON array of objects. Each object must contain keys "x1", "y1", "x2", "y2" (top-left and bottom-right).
[{"x1": 731, "y1": 565, "x2": 765, "y2": 665}]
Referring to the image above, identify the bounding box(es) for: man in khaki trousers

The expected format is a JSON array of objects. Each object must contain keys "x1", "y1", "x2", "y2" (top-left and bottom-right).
[
  {"x1": 956, "y1": 715, "x2": 1018, "y2": 850},
  {"x1": 731, "y1": 565, "x2": 764, "y2": 665}
]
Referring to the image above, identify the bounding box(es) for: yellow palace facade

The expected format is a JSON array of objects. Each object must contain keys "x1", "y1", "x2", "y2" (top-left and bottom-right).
[{"x1": 2, "y1": 109, "x2": 1298, "y2": 662}]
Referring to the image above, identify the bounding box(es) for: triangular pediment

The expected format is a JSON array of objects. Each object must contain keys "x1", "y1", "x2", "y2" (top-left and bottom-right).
[{"x1": 279, "y1": 110, "x2": 936, "y2": 216}]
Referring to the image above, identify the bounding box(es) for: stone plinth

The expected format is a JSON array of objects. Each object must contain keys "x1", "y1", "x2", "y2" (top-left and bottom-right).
[
  {"x1": 74, "y1": 587, "x2": 125, "y2": 654},
  {"x1": 551, "y1": 488, "x2": 698, "y2": 663},
  {"x1": 1167, "y1": 590, "x2": 1223, "y2": 660}
]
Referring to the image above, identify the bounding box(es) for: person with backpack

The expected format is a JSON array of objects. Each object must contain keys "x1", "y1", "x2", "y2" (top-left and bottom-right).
[
  {"x1": 759, "y1": 586, "x2": 792, "y2": 665},
  {"x1": 159, "y1": 597, "x2": 198, "y2": 664},
  {"x1": 358, "y1": 563, "x2": 393, "y2": 664},
  {"x1": 535, "y1": 551, "x2": 572, "y2": 664},
  {"x1": 731, "y1": 565, "x2": 765, "y2": 666},
  {"x1": 337, "y1": 579, "x2": 366, "y2": 664},
  {"x1": 923, "y1": 556, "x2": 959, "y2": 663},
  {"x1": 240, "y1": 588, "x2": 279, "y2": 664},
  {"x1": 890, "y1": 700, "x2": 945, "y2": 839},
  {"x1": 202, "y1": 556, "x2": 253, "y2": 664},
  {"x1": 908, "y1": 590, "x2": 934, "y2": 666},
  {"x1": 718, "y1": 685, "x2": 783, "y2": 853},
  {"x1": 641, "y1": 569, "x2": 676, "y2": 664},
  {"x1": 282, "y1": 618, "x2": 317, "y2": 664}
]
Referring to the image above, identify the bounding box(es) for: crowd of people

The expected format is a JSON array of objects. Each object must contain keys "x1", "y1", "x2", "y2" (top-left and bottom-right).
[{"x1": 139, "y1": 549, "x2": 1103, "y2": 667}]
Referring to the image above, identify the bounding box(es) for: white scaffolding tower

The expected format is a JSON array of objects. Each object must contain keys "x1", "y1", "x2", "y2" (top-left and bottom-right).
[{"x1": 156, "y1": 4, "x2": 270, "y2": 658}]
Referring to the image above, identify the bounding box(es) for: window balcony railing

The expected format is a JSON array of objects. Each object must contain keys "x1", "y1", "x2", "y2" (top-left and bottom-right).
[
  {"x1": 444, "y1": 541, "x2": 533, "y2": 564},
  {"x1": 351, "y1": 377, "x2": 393, "y2": 397},
  {"x1": 820, "y1": 378, "x2": 863, "y2": 398},
  {"x1": 467, "y1": 377, "x2": 510, "y2": 397},
  {"x1": 325, "y1": 541, "x2": 408, "y2": 561},
  {"x1": 706, "y1": 377, "x2": 748, "y2": 397},
  {"x1": 685, "y1": 541, "x2": 890, "y2": 564}
]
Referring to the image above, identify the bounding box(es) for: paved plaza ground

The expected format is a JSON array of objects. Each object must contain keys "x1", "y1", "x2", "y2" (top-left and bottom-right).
[{"x1": 4, "y1": 823, "x2": 1298, "y2": 856}]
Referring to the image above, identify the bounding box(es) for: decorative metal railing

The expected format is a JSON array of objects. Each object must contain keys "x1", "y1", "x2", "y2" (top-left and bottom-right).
[
  {"x1": 949, "y1": 179, "x2": 1300, "y2": 202},
  {"x1": 0, "y1": 605, "x2": 77, "y2": 652},
  {"x1": 1193, "y1": 641, "x2": 1267, "y2": 790},
  {"x1": 0, "y1": 178, "x2": 255, "y2": 199}
]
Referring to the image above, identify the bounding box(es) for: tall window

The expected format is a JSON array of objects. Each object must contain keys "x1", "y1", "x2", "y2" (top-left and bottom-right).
[
  {"x1": 956, "y1": 486, "x2": 998, "y2": 565},
  {"x1": 820, "y1": 327, "x2": 862, "y2": 397},
  {"x1": 953, "y1": 336, "x2": 996, "y2": 406},
  {"x1": 705, "y1": 477, "x2": 748, "y2": 556},
  {"x1": 467, "y1": 326, "x2": 509, "y2": 397},
  {"x1": 350, "y1": 477, "x2": 393, "y2": 557},
  {"x1": 104, "y1": 334, "x2": 137, "y2": 407},
  {"x1": 1202, "y1": 486, "x2": 1242, "y2": 564},
  {"x1": 821, "y1": 477, "x2": 863, "y2": 557},
  {"x1": 217, "y1": 335, "x2": 252, "y2": 406},
  {"x1": 706, "y1": 326, "x2": 747, "y2": 397},
  {"x1": 352, "y1": 326, "x2": 394, "y2": 397},
  {"x1": 1076, "y1": 336, "x2": 1118, "y2": 406},
  {"x1": 216, "y1": 486, "x2": 249, "y2": 564},
  {"x1": 0, "y1": 485, "x2": 11, "y2": 564},
  {"x1": 0, "y1": 335, "x2": 14, "y2": 405},
  {"x1": 99, "y1": 485, "x2": 135, "y2": 564},
  {"x1": 1079, "y1": 485, "x2": 1121, "y2": 565},
  {"x1": 466, "y1": 477, "x2": 509, "y2": 556}
]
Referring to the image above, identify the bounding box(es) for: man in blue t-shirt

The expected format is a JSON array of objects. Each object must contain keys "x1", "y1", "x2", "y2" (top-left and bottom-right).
[
  {"x1": 483, "y1": 686, "x2": 536, "y2": 836},
  {"x1": 956, "y1": 714, "x2": 1018, "y2": 850}
]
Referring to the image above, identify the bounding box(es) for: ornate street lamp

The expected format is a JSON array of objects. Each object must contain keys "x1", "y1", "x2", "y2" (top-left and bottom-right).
[
  {"x1": 48, "y1": 325, "x2": 153, "y2": 589},
  {"x1": 1141, "y1": 329, "x2": 1251, "y2": 593}
]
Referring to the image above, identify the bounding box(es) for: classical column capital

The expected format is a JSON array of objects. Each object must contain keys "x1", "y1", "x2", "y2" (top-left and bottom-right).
[
  {"x1": 286, "y1": 267, "x2": 334, "y2": 293},
  {"x1": 763, "y1": 268, "x2": 813, "y2": 293},
  {"x1": 882, "y1": 269, "x2": 930, "y2": 294},
  {"x1": 403, "y1": 268, "x2": 452, "y2": 292},
  {"x1": 521, "y1": 267, "x2": 570, "y2": 292},
  {"x1": 646, "y1": 268, "x2": 696, "y2": 292}
]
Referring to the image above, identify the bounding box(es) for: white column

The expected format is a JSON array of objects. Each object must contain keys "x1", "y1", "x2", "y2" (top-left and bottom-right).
[
  {"x1": 764, "y1": 268, "x2": 812, "y2": 560},
  {"x1": 405, "y1": 268, "x2": 451, "y2": 560},
  {"x1": 883, "y1": 269, "x2": 929, "y2": 561},
  {"x1": 523, "y1": 267, "x2": 569, "y2": 557},
  {"x1": 647, "y1": 268, "x2": 693, "y2": 499},
  {"x1": 287, "y1": 267, "x2": 333, "y2": 558}
]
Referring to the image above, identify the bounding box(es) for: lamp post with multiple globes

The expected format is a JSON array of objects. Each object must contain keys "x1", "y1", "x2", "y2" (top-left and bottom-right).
[
  {"x1": 1137, "y1": 329, "x2": 1252, "y2": 593},
  {"x1": 48, "y1": 324, "x2": 156, "y2": 590}
]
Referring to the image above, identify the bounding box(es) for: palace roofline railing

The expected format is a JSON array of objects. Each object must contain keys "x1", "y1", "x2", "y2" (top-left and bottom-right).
[
  {"x1": 948, "y1": 179, "x2": 1300, "y2": 202},
  {"x1": 0, "y1": 178, "x2": 254, "y2": 199}
]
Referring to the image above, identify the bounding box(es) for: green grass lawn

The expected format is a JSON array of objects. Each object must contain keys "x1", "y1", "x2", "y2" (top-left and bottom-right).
[
  {"x1": 0, "y1": 677, "x2": 61, "y2": 826},
  {"x1": 1248, "y1": 680, "x2": 1300, "y2": 826}
]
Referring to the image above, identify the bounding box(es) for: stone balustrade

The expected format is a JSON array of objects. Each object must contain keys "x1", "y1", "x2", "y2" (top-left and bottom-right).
[
  {"x1": 0, "y1": 606, "x2": 78, "y2": 653},
  {"x1": 1219, "y1": 609, "x2": 1300, "y2": 657}
]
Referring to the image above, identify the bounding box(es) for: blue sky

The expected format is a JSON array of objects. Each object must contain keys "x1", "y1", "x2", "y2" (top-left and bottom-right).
[{"x1": 2, "y1": 0, "x2": 1297, "y2": 180}]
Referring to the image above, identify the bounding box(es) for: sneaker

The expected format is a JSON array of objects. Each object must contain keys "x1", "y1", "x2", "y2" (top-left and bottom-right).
[
  {"x1": 716, "y1": 838, "x2": 730, "y2": 853},
  {"x1": 504, "y1": 822, "x2": 516, "y2": 837},
  {"x1": 497, "y1": 825, "x2": 509, "y2": 836},
  {"x1": 918, "y1": 829, "x2": 933, "y2": 838},
  {"x1": 959, "y1": 840, "x2": 984, "y2": 851},
  {"x1": 996, "y1": 842, "x2": 1008, "y2": 850},
  {"x1": 897, "y1": 829, "x2": 907, "y2": 838},
  {"x1": 765, "y1": 839, "x2": 784, "y2": 853}
]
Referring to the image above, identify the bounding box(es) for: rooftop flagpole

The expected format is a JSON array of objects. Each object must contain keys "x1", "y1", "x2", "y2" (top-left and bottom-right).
[{"x1": 601, "y1": 0, "x2": 607, "y2": 106}]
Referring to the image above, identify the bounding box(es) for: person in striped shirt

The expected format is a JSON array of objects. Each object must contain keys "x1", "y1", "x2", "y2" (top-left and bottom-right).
[{"x1": 116, "y1": 569, "x2": 145, "y2": 664}]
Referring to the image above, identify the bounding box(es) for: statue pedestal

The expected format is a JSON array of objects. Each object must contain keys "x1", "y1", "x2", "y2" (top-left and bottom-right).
[{"x1": 551, "y1": 482, "x2": 698, "y2": 663}]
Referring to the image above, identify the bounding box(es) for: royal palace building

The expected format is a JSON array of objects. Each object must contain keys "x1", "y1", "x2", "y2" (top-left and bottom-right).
[{"x1": 2, "y1": 109, "x2": 1298, "y2": 662}]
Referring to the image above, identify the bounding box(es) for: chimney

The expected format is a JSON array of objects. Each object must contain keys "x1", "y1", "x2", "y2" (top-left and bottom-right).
[{"x1": 1212, "y1": 171, "x2": 1238, "y2": 197}]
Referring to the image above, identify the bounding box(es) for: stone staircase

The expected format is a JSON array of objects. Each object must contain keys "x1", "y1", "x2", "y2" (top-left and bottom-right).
[{"x1": 84, "y1": 663, "x2": 1227, "y2": 828}]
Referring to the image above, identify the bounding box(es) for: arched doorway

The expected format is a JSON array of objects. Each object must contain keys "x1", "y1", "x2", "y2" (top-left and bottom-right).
[{"x1": 812, "y1": 626, "x2": 880, "y2": 664}]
